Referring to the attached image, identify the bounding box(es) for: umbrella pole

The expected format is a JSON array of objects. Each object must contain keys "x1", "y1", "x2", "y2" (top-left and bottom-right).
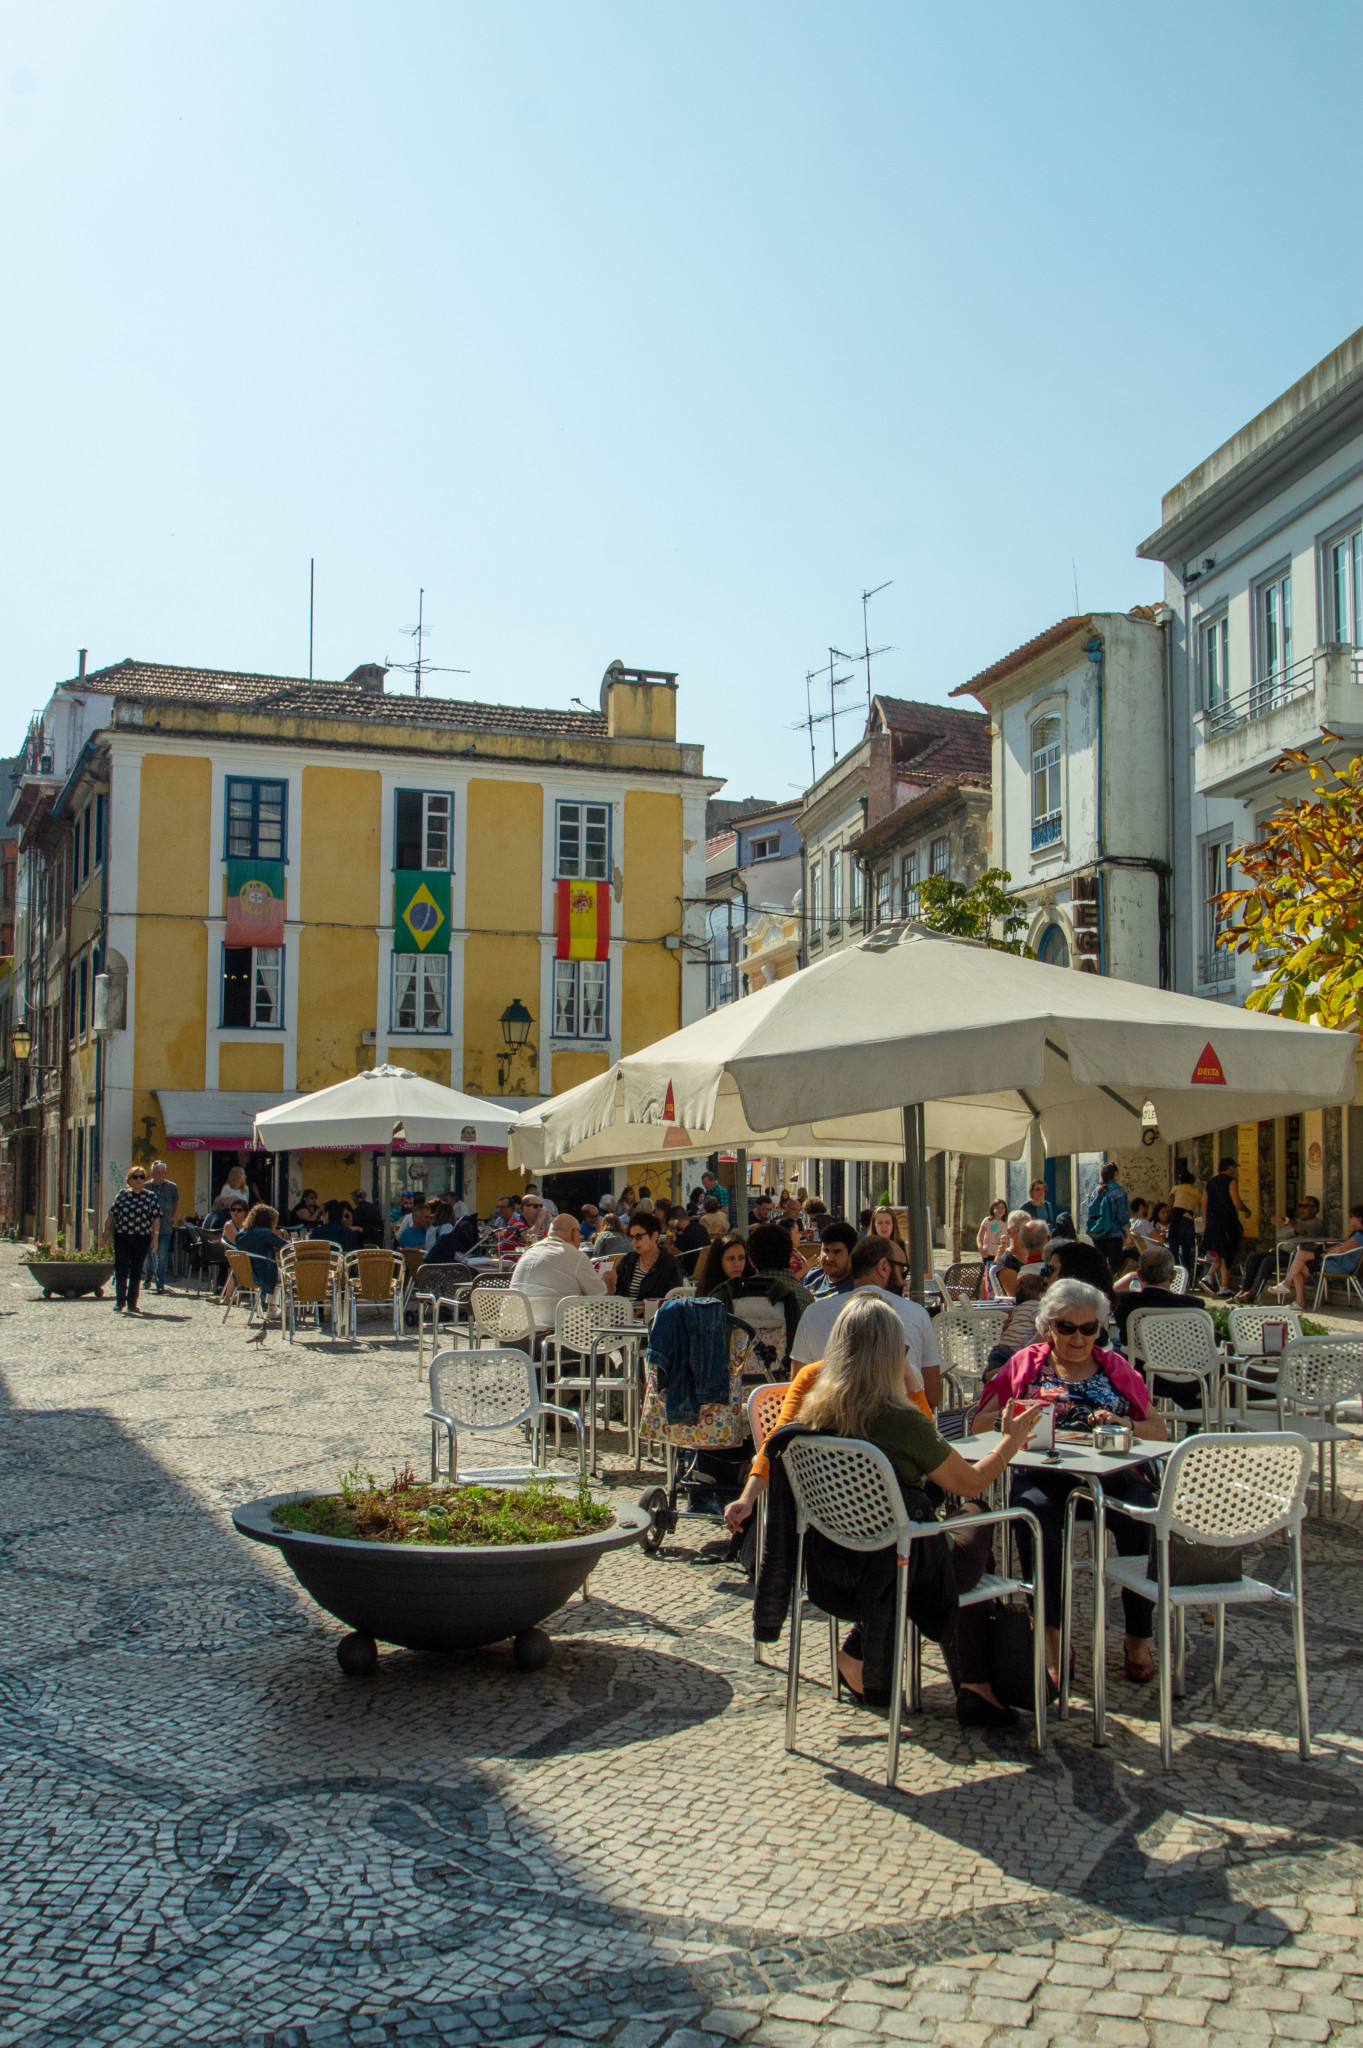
[
  {"x1": 902, "y1": 1105, "x2": 930, "y2": 1305},
  {"x1": 385, "y1": 1140, "x2": 393, "y2": 1247},
  {"x1": 734, "y1": 1147, "x2": 749, "y2": 1233}
]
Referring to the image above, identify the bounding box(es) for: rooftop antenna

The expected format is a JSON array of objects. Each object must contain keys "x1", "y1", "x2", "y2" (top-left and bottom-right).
[
  {"x1": 391, "y1": 588, "x2": 471, "y2": 697},
  {"x1": 308, "y1": 557, "x2": 315, "y2": 680},
  {"x1": 790, "y1": 654, "x2": 856, "y2": 772},
  {"x1": 860, "y1": 580, "x2": 892, "y2": 709}
]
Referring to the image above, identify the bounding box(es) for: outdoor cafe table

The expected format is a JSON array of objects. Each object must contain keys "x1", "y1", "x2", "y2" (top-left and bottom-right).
[{"x1": 965, "y1": 1429, "x2": 1175, "y2": 1746}]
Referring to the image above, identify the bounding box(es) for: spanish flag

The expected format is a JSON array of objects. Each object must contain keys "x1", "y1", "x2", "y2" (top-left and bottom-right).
[{"x1": 555, "y1": 878, "x2": 610, "y2": 960}]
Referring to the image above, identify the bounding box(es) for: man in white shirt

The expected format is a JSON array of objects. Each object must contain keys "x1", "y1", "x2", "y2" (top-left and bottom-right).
[
  {"x1": 509, "y1": 1214, "x2": 607, "y2": 1332},
  {"x1": 791, "y1": 1235, "x2": 942, "y2": 1408}
]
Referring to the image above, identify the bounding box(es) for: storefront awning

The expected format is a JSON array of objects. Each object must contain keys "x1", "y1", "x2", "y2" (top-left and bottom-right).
[{"x1": 156, "y1": 1090, "x2": 298, "y2": 1150}]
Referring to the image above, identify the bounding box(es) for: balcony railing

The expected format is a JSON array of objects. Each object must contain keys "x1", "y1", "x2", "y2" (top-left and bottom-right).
[
  {"x1": 1031, "y1": 811, "x2": 1062, "y2": 851},
  {"x1": 1199, "y1": 651, "x2": 1318, "y2": 738},
  {"x1": 1197, "y1": 949, "x2": 1235, "y2": 988}
]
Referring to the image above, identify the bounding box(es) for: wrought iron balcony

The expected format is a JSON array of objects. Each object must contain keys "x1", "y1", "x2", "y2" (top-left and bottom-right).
[
  {"x1": 1195, "y1": 645, "x2": 1363, "y2": 798},
  {"x1": 1031, "y1": 811, "x2": 1062, "y2": 851}
]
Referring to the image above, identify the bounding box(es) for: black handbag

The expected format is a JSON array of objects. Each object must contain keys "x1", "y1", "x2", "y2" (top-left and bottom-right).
[
  {"x1": 987, "y1": 1603, "x2": 1041, "y2": 1709},
  {"x1": 1162, "y1": 1535, "x2": 1244, "y2": 1586}
]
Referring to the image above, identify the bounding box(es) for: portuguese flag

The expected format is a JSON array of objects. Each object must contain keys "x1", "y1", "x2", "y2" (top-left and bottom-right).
[
  {"x1": 225, "y1": 859, "x2": 285, "y2": 947},
  {"x1": 555, "y1": 878, "x2": 610, "y2": 960},
  {"x1": 394, "y1": 871, "x2": 451, "y2": 953}
]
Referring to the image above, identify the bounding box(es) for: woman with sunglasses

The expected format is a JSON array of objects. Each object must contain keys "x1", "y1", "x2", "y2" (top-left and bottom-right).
[
  {"x1": 972, "y1": 1276, "x2": 1167, "y2": 1689},
  {"x1": 217, "y1": 1196, "x2": 250, "y2": 1305},
  {"x1": 103, "y1": 1167, "x2": 162, "y2": 1315},
  {"x1": 605, "y1": 1210, "x2": 684, "y2": 1302}
]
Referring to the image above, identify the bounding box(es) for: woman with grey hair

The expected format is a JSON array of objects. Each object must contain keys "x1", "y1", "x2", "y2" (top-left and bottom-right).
[{"x1": 973, "y1": 1277, "x2": 1168, "y2": 1690}]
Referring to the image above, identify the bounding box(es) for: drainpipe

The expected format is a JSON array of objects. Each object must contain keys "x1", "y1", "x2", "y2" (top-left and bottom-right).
[{"x1": 1084, "y1": 636, "x2": 1107, "y2": 974}]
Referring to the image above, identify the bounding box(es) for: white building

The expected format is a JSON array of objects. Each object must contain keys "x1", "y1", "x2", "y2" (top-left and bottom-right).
[
  {"x1": 952, "y1": 608, "x2": 1169, "y2": 985},
  {"x1": 1138, "y1": 324, "x2": 1363, "y2": 1228}
]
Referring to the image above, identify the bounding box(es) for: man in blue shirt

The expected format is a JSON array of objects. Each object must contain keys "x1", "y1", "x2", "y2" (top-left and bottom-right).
[
  {"x1": 805, "y1": 1219, "x2": 858, "y2": 1298},
  {"x1": 398, "y1": 1202, "x2": 432, "y2": 1250}
]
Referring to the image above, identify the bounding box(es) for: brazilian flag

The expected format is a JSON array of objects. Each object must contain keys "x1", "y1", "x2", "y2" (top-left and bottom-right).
[{"x1": 394, "y1": 871, "x2": 451, "y2": 953}]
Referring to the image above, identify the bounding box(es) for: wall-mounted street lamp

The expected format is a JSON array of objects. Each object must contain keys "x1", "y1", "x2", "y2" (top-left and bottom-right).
[
  {"x1": 496, "y1": 999, "x2": 534, "y2": 1090},
  {"x1": 9, "y1": 1023, "x2": 32, "y2": 1063}
]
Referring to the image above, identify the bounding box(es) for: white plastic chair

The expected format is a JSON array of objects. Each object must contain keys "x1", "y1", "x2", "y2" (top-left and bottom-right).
[
  {"x1": 747, "y1": 1382, "x2": 791, "y2": 1666},
  {"x1": 1227, "y1": 1304, "x2": 1304, "y2": 1356},
  {"x1": 469, "y1": 1283, "x2": 536, "y2": 1353},
  {"x1": 1168, "y1": 1267, "x2": 1189, "y2": 1294},
  {"x1": 542, "y1": 1297, "x2": 644, "y2": 1471},
  {"x1": 779, "y1": 1434, "x2": 1046, "y2": 1787},
  {"x1": 1091, "y1": 1432, "x2": 1313, "y2": 1769},
  {"x1": 1224, "y1": 1337, "x2": 1363, "y2": 1512},
  {"x1": 934, "y1": 1306, "x2": 1009, "y2": 1411},
  {"x1": 425, "y1": 1347, "x2": 583, "y2": 1482},
  {"x1": 1136, "y1": 1307, "x2": 1224, "y2": 1431},
  {"x1": 1313, "y1": 1248, "x2": 1363, "y2": 1311}
]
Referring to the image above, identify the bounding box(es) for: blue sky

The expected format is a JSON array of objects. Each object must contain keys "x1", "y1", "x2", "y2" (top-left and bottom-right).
[{"x1": 4, "y1": 1, "x2": 1361, "y2": 799}]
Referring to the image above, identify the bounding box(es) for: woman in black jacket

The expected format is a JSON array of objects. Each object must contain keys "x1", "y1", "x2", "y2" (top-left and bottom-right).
[{"x1": 608, "y1": 1211, "x2": 683, "y2": 1302}]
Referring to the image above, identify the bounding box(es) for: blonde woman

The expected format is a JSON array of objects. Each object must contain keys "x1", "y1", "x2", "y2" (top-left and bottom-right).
[{"x1": 798, "y1": 1295, "x2": 1040, "y2": 1729}]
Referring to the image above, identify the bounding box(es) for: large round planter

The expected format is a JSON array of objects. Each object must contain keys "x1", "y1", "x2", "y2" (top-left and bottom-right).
[
  {"x1": 233, "y1": 1491, "x2": 650, "y2": 1667},
  {"x1": 26, "y1": 1260, "x2": 115, "y2": 1299}
]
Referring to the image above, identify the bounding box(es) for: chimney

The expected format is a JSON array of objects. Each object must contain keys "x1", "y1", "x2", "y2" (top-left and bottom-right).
[
  {"x1": 78, "y1": 649, "x2": 87, "y2": 678},
  {"x1": 598, "y1": 660, "x2": 678, "y2": 741},
  {"x1": 344, "y1": 663, "x2": 388, "y2": 696}
]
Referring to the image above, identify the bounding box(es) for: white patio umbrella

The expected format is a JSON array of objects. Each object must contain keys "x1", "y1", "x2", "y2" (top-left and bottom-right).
[
  {"x1": 509, "y1": 926, "x2": 1358, "y2": 1289},
  {"x1": 254, "y1": 1065, "x2": 519, "y2": 1231}
]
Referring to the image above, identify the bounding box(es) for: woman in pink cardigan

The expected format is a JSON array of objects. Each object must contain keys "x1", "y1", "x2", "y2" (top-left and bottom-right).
[{"x1": 973, "y1": 1276, "x2": 1168, "y2": 1690}]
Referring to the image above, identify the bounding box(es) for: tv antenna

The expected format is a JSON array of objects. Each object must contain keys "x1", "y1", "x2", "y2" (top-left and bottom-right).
[
  {"x1": 831, "y1": 581, "x2": 893, "y2": 713},
  {"x1": 388, "y1": 588, "x2": 471, "y2": 697},
  {"x1": 791, "y1": 649, "x2": 858, "y2": 773}
]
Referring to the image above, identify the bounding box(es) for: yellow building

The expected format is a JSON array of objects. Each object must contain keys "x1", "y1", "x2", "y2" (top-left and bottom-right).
[{"x1": 6, "y1": 657, "x2": 713, "y2": 1235}]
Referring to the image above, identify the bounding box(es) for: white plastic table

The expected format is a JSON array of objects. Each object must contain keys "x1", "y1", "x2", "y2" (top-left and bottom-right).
[{"x1": 966, "y1": 1429, "x2": 1175, "y2": 1743}]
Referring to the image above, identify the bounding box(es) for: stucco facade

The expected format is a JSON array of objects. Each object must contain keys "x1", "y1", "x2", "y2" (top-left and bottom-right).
[{"x1": 3, "y1": 658, "x2": 713, "y2": 1239}]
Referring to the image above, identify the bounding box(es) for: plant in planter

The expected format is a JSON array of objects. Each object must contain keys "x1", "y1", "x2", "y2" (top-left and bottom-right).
[
  {"x1": 233, "y1": 1463, "x2": 649, "y2": 1674},
  {"x1": 26, "y1": 1237, "x2": 117, "y2": 1299}
]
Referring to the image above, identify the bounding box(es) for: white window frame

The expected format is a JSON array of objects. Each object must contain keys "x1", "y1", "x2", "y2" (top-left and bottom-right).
[
  {"x1": 874, "y1": 866, "x2": 892, "y2": 925},
  {"x1": 1253, "y1": 564, "x2": 1293, "y2": 706},
  {"x1": 827, "y1": 847, "x2": 843, "y2": 928},
  {"x1": 394, "y1": 789, "x2": 453, "y2": 872},
  {"x1": 748, "y1": 834, "x2": 780, "y2": 861},
  {"x1": 553, "y1": 958, "x2": 609, "y2": 1039},
  {"x1": 929, "y1": 836, "x2": 950, "y2": 878},
  {"x1": 901, "y1": 849, "x2": 919, "y2": 919},
  {"x1": 221, "y1": 943, "x2": 284, "y2": 1030},
  {"x1": 1323, "y1": 520, "x2": 1363, "y2": 647},
  {"x1": 809, "y1": 862, "x2": 823, "y2": 945},
  {"x1": 1199, "y1": 609, "x2": 1231, "y2": 721},
  {"x1": 555, "y1": 801, "x2": 611, "y2": 881},
  {"x1": 1198, "y1": 836, "x2": 1235, "y2": 988},
  {"x1": 849, "y1": 856, "x2": 863, "y2": 918},
  {"x1": 1030, "y1": 713, "x2": 1063, "y2": 850},
  {"x1": 392, "y1": 953, "x2": 450, "y2": 1034}
]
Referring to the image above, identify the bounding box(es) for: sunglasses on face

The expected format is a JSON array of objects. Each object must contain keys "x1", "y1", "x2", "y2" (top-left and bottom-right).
[
  {"x1": 629, "y1": 1230, "x2": 648, "y2": 1241},
  {"x1": 1053, "y1": 1319, "x2": 1099, "y2": 1338}
]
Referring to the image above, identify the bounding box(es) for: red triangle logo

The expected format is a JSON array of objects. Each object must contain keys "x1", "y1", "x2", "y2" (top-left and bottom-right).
[
  {"x1": 662, "y1": 1081, "x2": 676, "y2": 1122},
  {"x1": 1192, "y1": 1042, "x2": 1227, "y2": 1085}
]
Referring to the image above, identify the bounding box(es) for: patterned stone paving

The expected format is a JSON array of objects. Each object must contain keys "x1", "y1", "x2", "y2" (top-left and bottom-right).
[{"x1": 0, "y1": 1247, "x2": 1362, "y2": 2045}]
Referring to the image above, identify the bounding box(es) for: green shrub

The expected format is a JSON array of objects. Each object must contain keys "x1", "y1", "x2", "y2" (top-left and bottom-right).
[{"x1": 273, "y1": 1463, "x2": 613, "y2": 1547}]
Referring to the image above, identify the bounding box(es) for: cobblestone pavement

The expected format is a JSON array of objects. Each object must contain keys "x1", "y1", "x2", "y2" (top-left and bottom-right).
[{"x1": 1, "y1": 1248, "x2": 1362, "y2": 2047}]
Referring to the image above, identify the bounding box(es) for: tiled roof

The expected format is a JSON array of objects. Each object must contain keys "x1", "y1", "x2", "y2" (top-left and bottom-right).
[
  {"x1": 893, "y1": 725, "x2": 993, "y2": 779},
  {"x1": 849, "y1": 772, "x2": 991, "y2": 857},
  {"x1": 63, "y1": 659, "x2": 610, "y2": 739},
  {"x1": 950, "y1": 607, "x2": 1158, "y2": 702},
  {"x1": 872, "y1": 694, "x2": 989, "y2": 737},
  {"x1": 869, "y1": 695, "x2": 991, "y2": 776}
]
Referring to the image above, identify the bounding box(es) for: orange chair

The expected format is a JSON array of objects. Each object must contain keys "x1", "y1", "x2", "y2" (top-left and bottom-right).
[
  {"x1": 342, "y1": 1248, "x2": 405, "y2": 1339},
  {"x1": 280, "y1": 1242, "x2": 342, "y2": 1339}
]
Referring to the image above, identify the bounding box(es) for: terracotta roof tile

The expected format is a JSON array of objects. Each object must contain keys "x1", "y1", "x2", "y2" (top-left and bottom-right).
[{"x1": 65, "y1": 658, "x2": 609, "y2": 740}]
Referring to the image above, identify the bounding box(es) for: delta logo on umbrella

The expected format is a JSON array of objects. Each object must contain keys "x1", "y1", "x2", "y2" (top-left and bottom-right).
[{"x1": 1192, "y1": 1041, "x2": 1227, "y2": 1085}]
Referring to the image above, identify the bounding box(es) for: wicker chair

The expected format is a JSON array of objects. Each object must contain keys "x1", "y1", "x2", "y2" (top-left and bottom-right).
[
  {"x1": 342, "y1": 1248, "x2": 405, "y2": 1339},
  {"x1": 779, "y1": 1434, "x2": 1046, "y2": 1785},
  {"x1": 1089, "y1": 1432, "x2": 1313, "y2": 1768},
  {"x1": 221, "y1": 1245, "x2": 277, "y2": 1329},
  {"x1": 941, "y1": 1261, "x2": 986, "y2": 1302},
  {"x1": 425, "y1": 1347, "x2": 583, "y2": 1482},
  {"x1": 279, "y1": 1241, "x2": 341, "y2": 1339}
]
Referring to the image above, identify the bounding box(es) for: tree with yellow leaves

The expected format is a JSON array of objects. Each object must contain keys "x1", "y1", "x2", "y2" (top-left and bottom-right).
[{"x1": 1214, "y1": 732, "x2": 1363, "y2": 1028}]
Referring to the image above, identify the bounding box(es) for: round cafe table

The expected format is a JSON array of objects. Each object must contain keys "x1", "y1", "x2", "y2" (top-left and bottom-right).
[{"x1": 966, "y1": 1429, "x2": 1175, "y2": 1745}]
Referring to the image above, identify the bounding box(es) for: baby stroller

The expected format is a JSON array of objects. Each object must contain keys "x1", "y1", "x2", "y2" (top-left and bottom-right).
[{"x1": 637, "y1": 1293, "x2": 792, "y2": 1554}]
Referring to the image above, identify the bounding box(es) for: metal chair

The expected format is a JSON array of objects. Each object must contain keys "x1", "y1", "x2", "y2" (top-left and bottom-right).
[
  {"x1": 542, "y1": 1297, "x2": 644, "y2": 1471},
  {"x1": 425, "y1": 1348, "x2": 583, "y2": 1482},
  {"x1": 780, "y1": 1434, "x2": 1046, "y2": 1787},
  {"x1": 934, "y1": 1306, "x2": 1010, "y2": 1411},
  {"x1": 343, "y1": 1248, "x2": 405, "y2": 1339},
  {"x1": 1135, "y1": 1307, "x2": 1224, "y2": 1431},
  {"x1": 279, "y1": 1241, "x2": 341, "y2": 1339},
  {"x1": 413, "y1": 1260, "x2": 479, "y2": 1372},
  {"x1": 1224, "y1": 1337, "x2": 1363, "y2": 1513},
  {"x1": 1313, "y1": 1247, "x2": 1363, "y2": 1312},
  {"x1": 468, "y1": 1282, "x2": 535, "y2": 1353},
  {"x1": 1227, "y1": 1304, "x2": 1304, "y2": 1356},
  {"x1": 1091, "y1": 1432, "x2": 1313, "y2": 1769}
]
